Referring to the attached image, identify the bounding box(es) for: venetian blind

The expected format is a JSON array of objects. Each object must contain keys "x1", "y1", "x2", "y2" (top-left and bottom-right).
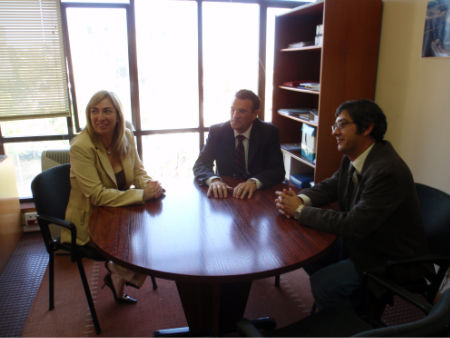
[{"x1": 0, "y1": 0, "x2": 69, "y2": 121}]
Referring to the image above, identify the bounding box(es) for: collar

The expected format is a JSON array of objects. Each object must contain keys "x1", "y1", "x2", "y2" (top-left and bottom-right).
[
  {"x1": 351, "y1": 143, "x2": 375, "y2": 174},
  {"x1": 233, "y1": 123, "x2": 253, "y2": 140}
]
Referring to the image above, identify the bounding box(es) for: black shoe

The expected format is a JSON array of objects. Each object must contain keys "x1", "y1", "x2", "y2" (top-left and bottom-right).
[{"x1": 102, "y1": 273, "x2": 137, "y2": 305}]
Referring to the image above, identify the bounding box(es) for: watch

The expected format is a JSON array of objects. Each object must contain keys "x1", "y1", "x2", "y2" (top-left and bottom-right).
[{"x1": 293, "y1": 204, "x2": 305, "y2": 220}]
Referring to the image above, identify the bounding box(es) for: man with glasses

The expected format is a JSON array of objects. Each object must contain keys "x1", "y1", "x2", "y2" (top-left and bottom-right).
[{"x1": 275, "y1": 99, "x2": 430, "y2": 316}]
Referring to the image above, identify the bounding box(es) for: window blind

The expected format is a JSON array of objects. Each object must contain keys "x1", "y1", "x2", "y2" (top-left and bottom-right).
[{"x1": 0, "y1": 0, "x2": 70, "y2": 121}]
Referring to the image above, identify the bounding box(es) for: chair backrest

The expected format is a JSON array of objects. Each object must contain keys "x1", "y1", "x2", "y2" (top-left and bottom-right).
[
  {"x1": 31, "y1": 164, "x2": 71, "y2": 220},
  {"x1": 416, "y1": 183, "x2": 450, "y2": 256}
]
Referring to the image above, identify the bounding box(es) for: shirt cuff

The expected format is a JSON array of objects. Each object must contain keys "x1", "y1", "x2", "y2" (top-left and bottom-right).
[
  {"x1": 206, "y1": 176, "x2": 221, "y2": 186},
  {"x1": 298, "y1": 193, "x2": 311, "y2": 206},
  {"x1": 249, "y1": 178, "x2": 262, "y2": 190},
  {"x1": 293, "y1": 203, "x2": 305, "y2": 220}
]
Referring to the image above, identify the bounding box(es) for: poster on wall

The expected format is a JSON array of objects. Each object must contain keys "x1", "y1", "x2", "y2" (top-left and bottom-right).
[{"x1": 422, "y1": 0, "x2": 450, "y2": 57}]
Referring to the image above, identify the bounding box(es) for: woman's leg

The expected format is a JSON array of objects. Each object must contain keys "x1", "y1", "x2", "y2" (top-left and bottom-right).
[{"x1": 108, "y1": 261, "x2": 146, "y2": 288}]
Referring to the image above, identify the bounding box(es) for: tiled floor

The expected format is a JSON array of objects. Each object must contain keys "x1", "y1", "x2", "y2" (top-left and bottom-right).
[{"x1": 0, "y1": 232, "x2": 48, "y2": 337}]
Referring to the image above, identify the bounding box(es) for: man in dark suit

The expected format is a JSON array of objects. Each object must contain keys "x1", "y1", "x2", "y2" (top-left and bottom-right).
[
  {"x1": 275, "y1": 99, "x2": 430, "y2": 313},
  {"x1": 193, "y1": 89, "x2": 285, "y2": 199}
]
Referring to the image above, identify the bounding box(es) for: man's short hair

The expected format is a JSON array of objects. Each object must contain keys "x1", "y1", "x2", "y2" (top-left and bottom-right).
[
  {"x1": 336, "y1": 99, "x2": 387, "y2": 142},
  {"x1": 235, "y1": 89, "x2": 260, "y2": 111}
]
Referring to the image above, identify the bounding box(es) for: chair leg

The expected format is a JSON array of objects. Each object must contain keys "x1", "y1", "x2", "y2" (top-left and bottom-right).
[
  {"x1": 151, "y1": 276, "x2": 158, "y2": 290},
  {"x1": 76, "y1": 259, "x2": 102, "y2": 334},
  {"x1": 275, "y1": 274, "x2": 280, "y2": 288},
  {"x1": 49, "y1": 253, "x2": 55, "y2": 310}
]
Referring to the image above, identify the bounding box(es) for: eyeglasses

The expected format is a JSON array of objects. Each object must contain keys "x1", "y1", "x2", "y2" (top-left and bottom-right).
[{"x1": 331, "y1": 121, "x2": 355, "y2": 132}]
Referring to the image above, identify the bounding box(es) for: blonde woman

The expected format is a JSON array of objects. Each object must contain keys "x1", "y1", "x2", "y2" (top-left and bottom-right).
[{"x1": 62, "y1": 90, "x2": 164, "y2": 304}]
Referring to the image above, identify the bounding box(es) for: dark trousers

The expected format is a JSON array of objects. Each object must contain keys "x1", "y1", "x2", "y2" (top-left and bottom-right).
[{"x1": 304, "y1": 237, "x2": 362, "y2": 311}]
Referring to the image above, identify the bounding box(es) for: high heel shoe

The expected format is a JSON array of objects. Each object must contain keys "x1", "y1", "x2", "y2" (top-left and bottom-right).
[{"x1": 102, "y1": 273, "x2": 137, "y2": 305}]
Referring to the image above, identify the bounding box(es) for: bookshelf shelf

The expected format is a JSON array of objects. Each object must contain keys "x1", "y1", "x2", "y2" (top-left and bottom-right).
[
  {"x1": 281, "y1": 45, "x2": 322, "y2": 52},
  {"x1": 279, "y1": 85, "x2": 320, "y2": 95},
  {"x1": 277, "y1": 110, "x2": 318, "y2": 127}
]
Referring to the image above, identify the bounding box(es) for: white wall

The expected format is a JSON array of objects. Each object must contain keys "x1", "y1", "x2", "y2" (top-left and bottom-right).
[{"x1": 376, "y1": 0, "x2": 450, "y2": 193}]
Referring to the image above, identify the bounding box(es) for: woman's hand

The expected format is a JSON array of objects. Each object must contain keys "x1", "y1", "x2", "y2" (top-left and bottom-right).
[{"x1": 143, "y1": 180, "x2": 164, "y2": 201}]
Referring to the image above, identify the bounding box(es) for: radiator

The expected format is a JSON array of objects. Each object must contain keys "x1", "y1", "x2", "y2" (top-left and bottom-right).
[{"x1": 41, "y1": 150, "x2": 70, "y2": 171}]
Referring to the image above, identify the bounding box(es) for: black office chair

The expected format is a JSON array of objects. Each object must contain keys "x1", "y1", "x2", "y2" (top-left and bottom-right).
[
  {"x1": 237, "y1": 283, "x2": 450, "y2": 337},
  {"x1": 410, "y1": 183, "x2": 450, "y2": 303},
  {"x1": 31, "y1": 164, "x2": 103, "y2": 334}
]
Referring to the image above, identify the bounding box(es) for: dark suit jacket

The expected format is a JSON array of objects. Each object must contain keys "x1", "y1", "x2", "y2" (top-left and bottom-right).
[
  {"x1": 298, "y1": 141, "x2": 431, "y2": 283},
  {"x1": 193, "y1": 119, "x2": 285, "y2": 188}
]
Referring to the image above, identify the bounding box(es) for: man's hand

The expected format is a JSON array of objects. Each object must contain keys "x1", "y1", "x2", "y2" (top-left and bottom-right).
[
  {"x1": 233, "y1": 179, "x2": 257, "y2": 200},
  {"x1": 207, "y1": 179, "x2": 233, "y2": 199},
  {"x1": 275, "y1": 188, "x2": 303, "y2": 218}
]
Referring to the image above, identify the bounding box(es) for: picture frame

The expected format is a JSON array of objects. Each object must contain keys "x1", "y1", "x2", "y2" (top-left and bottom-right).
[{"x1": 422, "y1": 0, "x2": 450, "y2": 57}]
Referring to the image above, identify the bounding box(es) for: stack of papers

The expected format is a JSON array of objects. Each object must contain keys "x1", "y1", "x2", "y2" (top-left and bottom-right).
[{"x1": 298, "y1": 82, "x2": 320, "y2": 91}]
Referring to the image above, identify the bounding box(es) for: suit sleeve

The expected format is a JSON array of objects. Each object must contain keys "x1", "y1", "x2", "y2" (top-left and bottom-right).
[
  {"x1": 193, "y1": 127, "x2": 218, "y2": 185},
  {"x1": 251, "y1": 126, "x2": 285, "y2": 187},
  {"x1": 299, "y1": 166, "x2": 407, "y2": 241},
  {"x1": 70, "y1": 140, "x2": 145, "y2": 207}
]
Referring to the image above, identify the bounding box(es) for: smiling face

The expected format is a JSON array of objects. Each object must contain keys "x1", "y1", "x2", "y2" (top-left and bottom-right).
[
  {"x1": 230, "y1": 98, "x2": 258, "y2": 133},
  {"x1": 332, "y1": 110, "x2": 374, "y2": 160},
  {"x1": 89, "y1": 97, "x2": 118, "y2": 140}
]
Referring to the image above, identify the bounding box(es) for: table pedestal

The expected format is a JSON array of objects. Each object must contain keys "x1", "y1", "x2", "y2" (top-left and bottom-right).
[{"x1": 155, "y1": 281, "x2": 251, "y2": 336}]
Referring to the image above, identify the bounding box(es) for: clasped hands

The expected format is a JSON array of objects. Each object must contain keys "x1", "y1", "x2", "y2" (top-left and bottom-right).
[
  {"x1": 275, "y1": 188, "x2": 303, "y2": 218},
  {"x1": 207, "y1": 178, "x2": 257, "y2": 199},
  {"x1": 143, "y1": 179, "x2": 164, "y2": 201}
]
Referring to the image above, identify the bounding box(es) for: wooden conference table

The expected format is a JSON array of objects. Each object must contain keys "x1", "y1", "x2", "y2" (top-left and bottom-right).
[{"x1": 89, "y1": 177, "x2": 336, "y2": 336}]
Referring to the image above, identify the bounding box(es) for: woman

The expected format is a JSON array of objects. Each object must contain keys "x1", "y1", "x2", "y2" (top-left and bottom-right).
[{"x1": 62, "y1": 90, "x2": 164, "y2": 304}]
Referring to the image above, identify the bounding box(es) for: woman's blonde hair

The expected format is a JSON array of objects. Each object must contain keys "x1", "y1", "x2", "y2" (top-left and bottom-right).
[{"x1": 85, "y1": 90, "x2": 129, "y2": 155}]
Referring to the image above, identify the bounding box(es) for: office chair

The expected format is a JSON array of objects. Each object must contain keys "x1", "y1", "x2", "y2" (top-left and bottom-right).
[
  {"x1": 31, "y1": 164, "x2": 103, "y2": 334},
  {"x1": 411, "y1": 183, "x2": 450, "y2": 303},
  {"x1": 237, "y1": 283, "x2": 450, "y2": 337}
]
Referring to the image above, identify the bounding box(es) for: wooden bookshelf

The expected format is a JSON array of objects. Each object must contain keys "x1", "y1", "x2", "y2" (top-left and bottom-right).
[{"x1": 272, "y1": 0, "x2": 382, "y2": 183}]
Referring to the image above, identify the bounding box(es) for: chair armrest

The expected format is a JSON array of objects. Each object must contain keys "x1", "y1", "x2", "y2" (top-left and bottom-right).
[
  {"x1": 386, "y1": 254, "x2": 450, "y2": 267},
  {"x1": 37, "y1": 214, "x2": 77, "y2": 260},
  {"x1": 363, "y1": 272, "x2": 433, "y2": 314},
  {"x1": 38, "y1": 214, "x2": 75, "y2": 231}
]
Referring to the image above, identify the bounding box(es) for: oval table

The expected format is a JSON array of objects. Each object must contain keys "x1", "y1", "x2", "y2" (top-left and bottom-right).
[{"x1": 89, "y1": 177, "x2": 335, "y2": 336}]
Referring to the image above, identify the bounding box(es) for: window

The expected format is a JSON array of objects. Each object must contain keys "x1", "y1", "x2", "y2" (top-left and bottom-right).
[
  {"x1": 0, "y1": 0, "x2": 309, "y2": 199},
  {"x1": 135, "y1": 0, "x2": 199, "y2": 130},
  {"x1": 4, "y1": 140, "x2": 70, "y2": 197},
  {"x1": 202, "y1": 2, "x2": 259, "y2": 127},
  {"x1": 65, "y1": 6, "x2": 132, "y2": 129},
  {"x1": 0, "y1": 0, "x2": 69, "y2": 122}
]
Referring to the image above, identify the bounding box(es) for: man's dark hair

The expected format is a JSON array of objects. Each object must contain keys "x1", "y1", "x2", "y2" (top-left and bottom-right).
[
  {"x1": 235, "y1": 89, "x2": 260, "y2": 111},
  {"x1": 336, "y1": 99, "x2": 387, "y2": 142}
]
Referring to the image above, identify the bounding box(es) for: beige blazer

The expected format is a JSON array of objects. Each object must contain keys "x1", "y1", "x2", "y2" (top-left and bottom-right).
[{"x1": 62, "y1": 129, "x2": 150, "y2": 245}]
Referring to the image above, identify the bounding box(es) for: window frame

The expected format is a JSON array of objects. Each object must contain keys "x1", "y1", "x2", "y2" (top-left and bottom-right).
[{"x1": 0, "y1": 0, "x2": 309, "y2": 201}]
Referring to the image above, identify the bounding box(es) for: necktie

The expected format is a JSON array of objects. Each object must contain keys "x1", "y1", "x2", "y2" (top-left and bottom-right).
[
  {"x1": 348, "y1": 165, "x2": 361, "y2": 207},
  {"x1": 233, "y1": 135, "x2": 246, "y2": 179}
]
